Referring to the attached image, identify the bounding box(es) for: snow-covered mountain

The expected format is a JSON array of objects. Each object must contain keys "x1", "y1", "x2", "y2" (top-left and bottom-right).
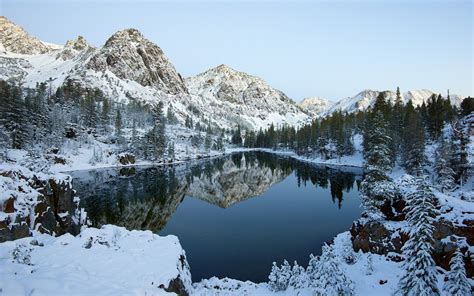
[
  {"x1": 324, "y1": 89, "x2": 463, "y2": 116},
  {"x1": 0, "y1": 16, "x2": 61, "y2": 54},
  {"x1": 185, "y1": 64, "x2": 310, "y2": 129},
  {"x1": 298, "y1": 97, "x2": 334, "y2": 118},
  {"x1": 0, "y1": 17, "x2": 309, "y2": 131}
]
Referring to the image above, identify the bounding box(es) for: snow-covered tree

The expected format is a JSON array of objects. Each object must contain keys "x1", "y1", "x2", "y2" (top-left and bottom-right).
[
  {"x1": 434, "y1": 136, "x2": 456, "y2": 192},
  {"x1": 268, "y1": 260, "x2": 291, "y2": 291},
  {"x1": 167, "y1": 141, "x2": 175, "y2": 162},
  {"x1": 341, "y1": 237, "x2": 357, "y2": 264},
  {"x1": 397, "y1": 178, "x2": 440, "y2": 296},
  {"x1": 361, "y1": 110, "x2": 396, "y2": 219},
  {"x1": 443, "y1": 248, "x2": 471, "y2": 296},
  {"x1": 288, "y1": 261, "x2": 309, "y2": 289},
  {"x1": 311, "y1": 244, "x2": 354, "y2": 296},
  {"x1": 365, "y1": 252, "x2": 375, "y2": 275}
]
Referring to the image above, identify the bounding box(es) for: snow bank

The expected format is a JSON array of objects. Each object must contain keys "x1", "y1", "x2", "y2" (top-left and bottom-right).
[{"x1": 0, "y1": 225, "x2": 191, "y2": 295}]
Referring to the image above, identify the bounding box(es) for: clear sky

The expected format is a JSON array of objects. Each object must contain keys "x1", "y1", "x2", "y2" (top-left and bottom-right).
[{"x1": 2, "y1": 0, "x2": 473, "y2": 101}]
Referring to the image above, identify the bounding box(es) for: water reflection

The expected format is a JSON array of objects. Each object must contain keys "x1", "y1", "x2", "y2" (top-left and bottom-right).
[
  {"x1": 72, "y1": 152, "x2": 363, "y2": 282},
  {"x1": 73, "y1": 152, "x2": 360, "y2": 231}
]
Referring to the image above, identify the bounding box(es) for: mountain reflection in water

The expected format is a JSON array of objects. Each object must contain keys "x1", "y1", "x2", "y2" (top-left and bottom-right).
[{"x1": 72, "y1": 151, "x2": 363, "y2": 282}]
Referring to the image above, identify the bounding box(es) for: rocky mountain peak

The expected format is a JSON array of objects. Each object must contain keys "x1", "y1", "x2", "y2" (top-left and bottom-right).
[
  {"x1": 0, "y1": 16, "x2": 58, "y2": 54},
  {"x1": 298, "y1": 97, "x2": 334, "y2": 117},
  {"x1": 104, "y1": 28, "x2": 146, "y2": 47},
  {"x1": 86, "y1": 28, "x2": 187, "y2": 95},
  {"x1": 65, "y1": 35, "x2": 90, "y2": 51}
]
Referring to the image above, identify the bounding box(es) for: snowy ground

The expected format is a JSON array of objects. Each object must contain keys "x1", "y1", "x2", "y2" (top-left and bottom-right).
[
  {"x1": 1, "y1": 133, "x2": 472, "y2": 295},
  {"x1": 0, "y1": 225, "x2": 191, "y2": 296}
]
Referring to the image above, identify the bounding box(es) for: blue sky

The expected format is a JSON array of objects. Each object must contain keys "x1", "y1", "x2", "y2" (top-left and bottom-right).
[{"x1": 2, "y1": 0, "x2": 472, "y2": 101}]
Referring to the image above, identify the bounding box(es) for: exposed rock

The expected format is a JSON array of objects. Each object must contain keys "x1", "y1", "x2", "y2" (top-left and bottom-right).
[
  {"x1": 118, "y1": 153, "x2": 136, "y2": 165},
  {"x1": 351, "y1": 217, "x2": 474, "y2": 277},
  {"x1": 3, "y1": 197, "x2": 15, "y2": 213},
  {"x1": 165, "y1": 276, "x2": 189, "y2": 296},
  {"x1": 87, "y1": 28, "x2": 187, "y2": 95},
  {"x1": 0, "y1": 16, "x2": 59, "y2": 54}
]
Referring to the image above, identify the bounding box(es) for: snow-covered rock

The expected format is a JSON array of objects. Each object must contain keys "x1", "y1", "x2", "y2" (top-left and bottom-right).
[
  {"x1": 0, "y1": 16, "x2": 61, "y2": 55},
  {"x1": 298, "y1": 97, "x2": 334, "y2": 118},
  {"x1": 185, "y1": 64, "x2": 310, "y2": 130},
  {"x1": 86, "y1": 28, "x2": 187, "y2": 95},
  {"x1": 0, "y1": 225, "x2": 192, "y2": 295}
]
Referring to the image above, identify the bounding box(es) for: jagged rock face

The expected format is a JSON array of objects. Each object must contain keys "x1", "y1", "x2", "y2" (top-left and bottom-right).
[
  {"x1": 0, "y1": 16, "x2": 58, "y2": 54},
  {"x1": 298, "y1": 97, "x2": 334, "y2": 117},
  {"x1": 185, "y1": 64, "x2": 310, "y2": 129},
  {"x1": 56, "y1": 35, "x2": 94, "y2": 60},
  {"x1": 87, "y1": 29, "x2": 187, "y2": 95}
]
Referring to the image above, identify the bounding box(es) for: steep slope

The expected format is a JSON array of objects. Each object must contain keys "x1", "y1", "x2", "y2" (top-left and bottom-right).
[
  {"x1": 298, "y1": 97, "x2": 334, "y2": 118},
  {"x1": 185, "y1": 64, "x2": 310, "y2": 130},
  {"x1": 325, "y1": 89, "x2": 463, "y2": 116},
  {"x1": 0, "y1": 16, "x2": 60, "y2": 54},
  {"x1": 86, "y1": 29, "x2": 187, "y2": 95}
]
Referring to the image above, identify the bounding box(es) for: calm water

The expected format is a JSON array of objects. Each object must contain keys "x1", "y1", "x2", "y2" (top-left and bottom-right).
[{"x1": 71, "y1": 152, "x2": 363, "y2": 283}]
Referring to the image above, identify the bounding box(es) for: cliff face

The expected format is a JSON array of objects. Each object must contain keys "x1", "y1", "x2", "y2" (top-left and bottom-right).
[
  {"x1": 0, "y1": 16, "x2": 60, "y2": 55},
  {"x1": 87, "y1": 29, "x2": 187, "y2": 95}
]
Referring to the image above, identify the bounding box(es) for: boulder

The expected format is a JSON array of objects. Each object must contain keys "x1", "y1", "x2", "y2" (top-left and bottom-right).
[{"x1": 118, "y1": 153, "x2": 135, "y2": 165}]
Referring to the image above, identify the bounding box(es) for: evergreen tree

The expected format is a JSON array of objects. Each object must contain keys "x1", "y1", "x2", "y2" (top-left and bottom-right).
[
  {"x1": 460, "y1": 96, "x2": 473, "y2": 116},
  {"x1": 167, "y1": 141, "x2": 175, "y2": 162},
  {"x1": 101, "y1": 97, "x2": 110, "y2": 129},
  {"x1": 0, "y1": 81, "x2": 30, "y2": 149},
  {"x1": 115, "y1": 109, "x2": 122, "y2": 137},
  {"x1": 152, "y1": 102, "x2": 167, "y2": 159},
  {"x1": 288, "y1": 261, "x2": 309, "y2": 289},
  {"x1": 434, "y1": 135, "x2": 456, "y2": 192},
  {"x1": 82, "y1": 93, "x2": 97, "y2": 128},
  {"x1": 311, "y1": 244, "x2": 354, "y2": 295},
  {"x1": 391, "y1": 86, "x2": 404, "y2": 163},
  {"x1": 204, "y1": 127, "x2": 212, "y2": 152},
  {"x1": 443, "y1": 248, "x2": 471, "y2": 296},
  {"x1": 231, "y1": 125, "x2": 242, "y2": 146},
  {"x1": 166, "y1": 105, "x2": 178, "y2": 125},
  {"x1": 365, "y1": 253, "x2": 375, "y2": 275},
  {"x1": 402, "y1": 101, "x2": 425, "y2": 176},
  {"x1": 268, "y1": 260, "x2": 291, "y2": 291},
  {"x1": 361, "y1": 111, "x2": 396, "y2": 218},
  {"x1": 398, "y1": 178, "x2": 440, "y2": 296}
]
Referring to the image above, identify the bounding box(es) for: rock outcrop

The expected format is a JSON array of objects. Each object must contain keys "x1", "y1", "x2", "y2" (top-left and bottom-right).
[
  {"x1": 87, "y1": 28, "x2": 187, "y2": 95},
  {"x1": 0, "y1": 16, "x2": 60, "y2": 54}
]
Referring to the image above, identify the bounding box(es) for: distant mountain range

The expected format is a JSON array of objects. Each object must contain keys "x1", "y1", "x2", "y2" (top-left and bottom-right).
[{"x1": 0, "y1": 16, "x2": 464, "y2": 130}]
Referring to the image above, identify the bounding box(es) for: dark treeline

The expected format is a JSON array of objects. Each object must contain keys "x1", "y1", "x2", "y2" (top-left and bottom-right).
[
  {"x1": 238, "y1": 88, "x2": 473, "y2": 187},
  {"x1": 0, "y1": 79, "x2": 227, "y2": 164}
]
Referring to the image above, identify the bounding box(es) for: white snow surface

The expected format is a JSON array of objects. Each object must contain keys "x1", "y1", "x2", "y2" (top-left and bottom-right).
[{"x1": 0, "y1": 225, "x2": 191, "y2": 296}]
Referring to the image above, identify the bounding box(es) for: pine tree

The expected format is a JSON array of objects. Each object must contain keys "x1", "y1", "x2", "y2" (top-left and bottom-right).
[
  {"x1": 231, "y1": 125, "x2": 242, "y2": 146},
  {"x1": 167, "y1": 141, "x2": 175, "y2": 162},
  {"x1": 311, "y1": 244, "x2": 354, "y2": 295},
  {"x1": 101, "y1": 97, "x2": 110, "y2": 130},
  {"x1": 398, "y1": 178, "x2": 440, "y2": 296},
  {"x1": 288, "y1": 261, "x2": 309, "y2": 289},
  {"x1": 268, "y1": 262, "x2": 283, "y2": 291},
  {"x1": 434, "y1": 136, "x2": 456, "y2": 192},
  {"x1": 443, "y1": 248, "x2": 471, "y2": 296},
  {"x1": 361, "y1": 111, "x2": 396, "y2": 218},
  {"x1": 0, "y1": 81, "x2": 30, "y2": 149},
  {"x1": 115, "y1": 109, "x2": 122, "y2": 137},
  {"x1": 152, "y1": 102, "x2": 167, "y2": 159},
  {"x1": 365, "y1": 253, "x2": 375, "y2": 275},
  {"x1": 402, "y1": 101, "x2": 425, "y2": 176},
  {"x1": 167, "y1": 105, "x2": 177, "y2": 125}
]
